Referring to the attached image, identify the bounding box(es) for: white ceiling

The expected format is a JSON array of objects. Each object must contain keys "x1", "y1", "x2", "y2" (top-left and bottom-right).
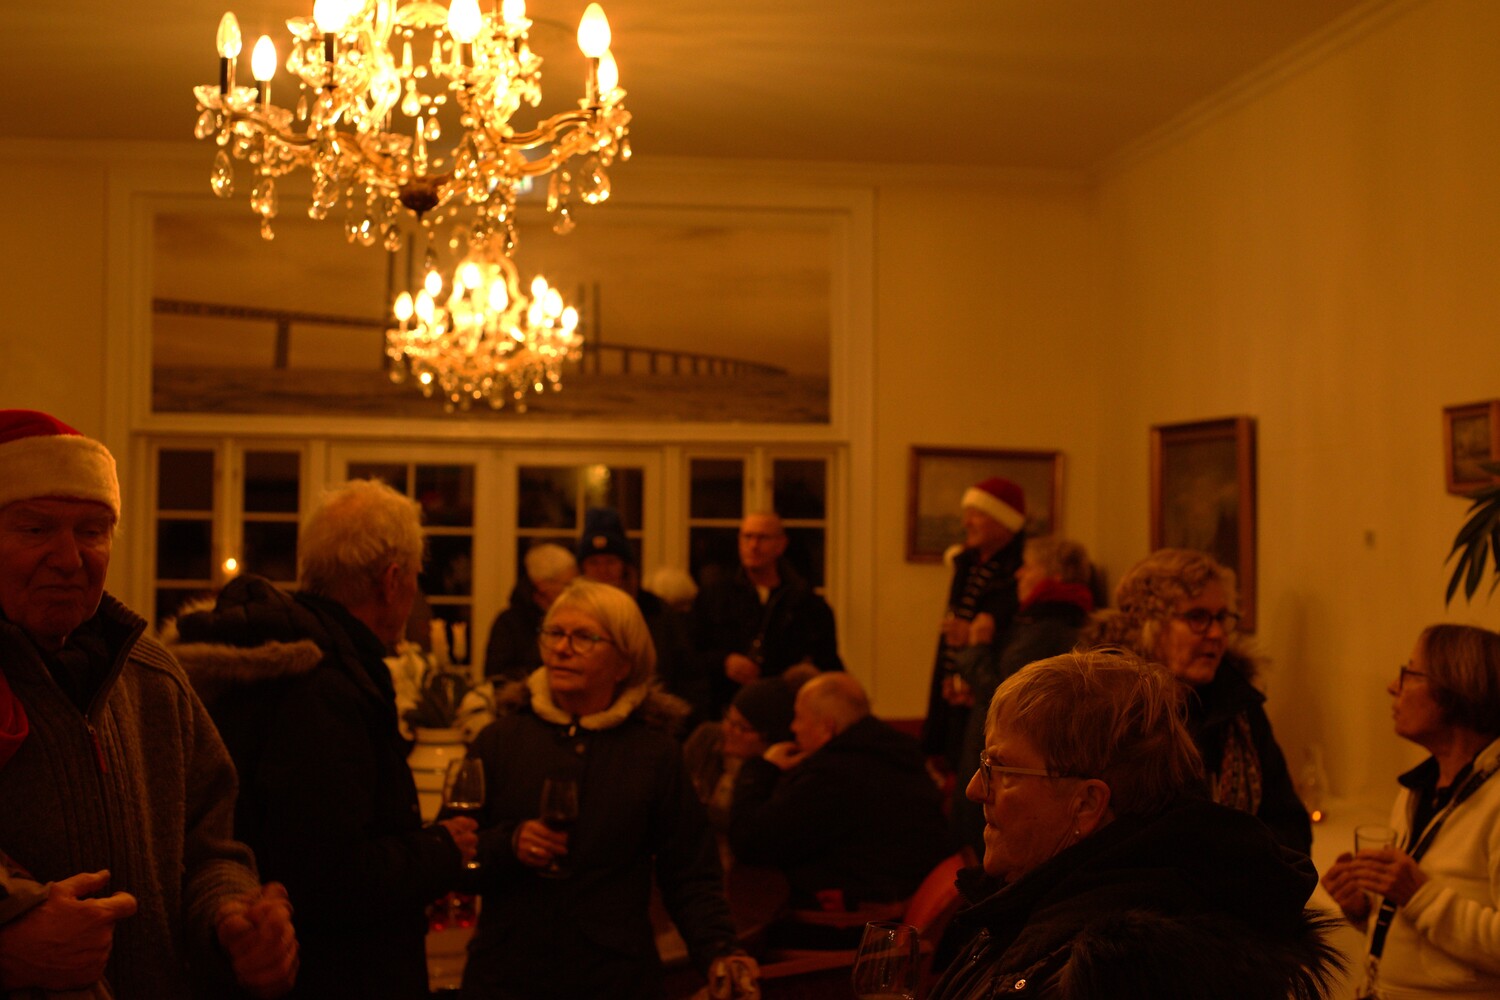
[{"x1": 2, "y1": 0, "x2": 1380, "y2": 170}]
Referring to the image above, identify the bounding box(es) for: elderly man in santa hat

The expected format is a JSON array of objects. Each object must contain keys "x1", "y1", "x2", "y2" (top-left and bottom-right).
[
  {"x1": 919, "y1": 476, "x2": 1028, "y2": 845},
  {"x1": 0, "y1": 410, "x2": 298, "y2": 998}
]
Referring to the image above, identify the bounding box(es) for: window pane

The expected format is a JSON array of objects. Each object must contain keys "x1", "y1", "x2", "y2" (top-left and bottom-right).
[
  {"x1": 784, "y1": 527, "x2": 825, "y2": 589},
  {"x1": 690, "y1": 459, "x2": 744, "y2": 520},
  {"x1": 773, "y1": 459, "x2": 826, "y2": 520},
  {"x1": 580, "y1": 465, "x2": 644, "y2": 528},
  {"x1": 158, "y1": 450, "x2": 214, "y2": 511},
  {"x1": 690, "y1": 526, "x2": 740, "y2": 588},
  {"x1": 244, "y1": 451, "x2": 300, "y2": 513},
  {"x1": 422, "y1": 536, "x2": 473, "y2": 597},
  {"x1": 157, "y1": 520, "x2": 212, "y2": 580},
  {"x1": 348, "y1": 462, "x2": 408, "y2": 493},
  {"x1": 243, "y1": 522, "x2": 299, "y2": 581},
  {"x1": 518, "y1": 467, "x2": 578, "y2": 529},
  {"x1": 415, "y1": 465, "x2": 474, "y2": 527}
]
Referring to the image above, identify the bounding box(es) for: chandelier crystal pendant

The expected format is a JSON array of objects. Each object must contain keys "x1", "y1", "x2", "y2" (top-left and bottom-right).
[
  {"x1": 387, "y1": 230, "x2": 583, "y2": 412},
  {"x1": 194, "y1": 0, "x2": 630, "y2": 248}
]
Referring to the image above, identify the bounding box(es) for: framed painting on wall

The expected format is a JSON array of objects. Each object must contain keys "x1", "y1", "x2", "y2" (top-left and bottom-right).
[
  {"x1": 1150, "y1": 416, "x2": 1257, "y2": 633},
  {"x1": 1442, "y1": 401, "x2": 1500, "y2": 495},
  {"x1": 906, "y1": 447, "x2": 1061, "y2": 563}
]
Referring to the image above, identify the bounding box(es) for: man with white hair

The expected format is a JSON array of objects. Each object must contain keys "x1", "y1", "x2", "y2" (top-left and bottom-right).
[
  {"x1": 483, "y1": 542, "x2": 577, "y2": 682},
  {"x1": 171, "y1": 478, "x2": 476, "y2": 1000},
  {"x1": 729, "y1": 672, "x2": 947, "y2": 918},
  {"x1": 0, "y1": 410, "x2": 297, "y2": 998}
]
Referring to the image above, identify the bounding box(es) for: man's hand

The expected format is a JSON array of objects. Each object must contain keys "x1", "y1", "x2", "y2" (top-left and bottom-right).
[
  {"x1": 0, "y1": 870, "x2": 137, "y2": 991},
  {"x1": 762, "y1": 741, "x2": 809, "y2": 772},
  {"x1": 941, "y1": 673, "x2": 974, "y2": 707},
  {"x1": 940, "y1": 614, "x2": 971, "y2": 649},
  {"x1": 437, "y1": 817, "x2": 479, "y2": 864},
  {"x1": 725, "y1": 653, "x2": 761, "y2": 686},
  {"x1": 968, "y1": 612, "x2": 996, "y2": 646},
  {"x1": 707, "y1": 951, "x2": 761, "y2": 999},
  {"x1": 216, "y1": 882, "x2": 298, "y2": 999}
]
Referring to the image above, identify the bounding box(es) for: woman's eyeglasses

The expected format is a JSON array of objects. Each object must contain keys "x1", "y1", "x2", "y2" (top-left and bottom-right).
[
  {"x1": 976, "y1": 749, "x2": 1078, "y2": 798},
  {"x1": 1397, "y1": 663, "x2": 1428, "y2": 689},
  {"x1": 1172, "y1": 609, "x2": 1241, "y2": 635},
  {"x1": 538, "y1": 626, "x2": 614, "y2": 654}
]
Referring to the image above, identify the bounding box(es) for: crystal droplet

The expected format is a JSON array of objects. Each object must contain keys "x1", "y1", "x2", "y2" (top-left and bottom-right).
[
  {"x1": 401, "y1": 85, "x2": 421, "y2": 118},
  {"x1": 210, "y1": 150, "x2": 235, "y2": 197},
  {"x1": 552, "y1": 206, "x2": 574, "y2": 235},
  {"x1": 260, "y1": 219, "x2": 275, "y2": 240},
  {"x1": 383, "y1": 225, "x2": 403, "y2": 252},
  {"x1": 194, "y1": 109, "x2": 217, "y2": 140},
  {"x1": 263, "y1": 177, "x2": 279, "y2": 218},
  {"x1": 620, "y1": 137, "x2": 632, "y2": 161},
  {"x1": 296, "y1": 92, "x2": 310, "y2": 121},
  {"x1": 424, "y1": 116, "x2": 441, "y2": 142}
]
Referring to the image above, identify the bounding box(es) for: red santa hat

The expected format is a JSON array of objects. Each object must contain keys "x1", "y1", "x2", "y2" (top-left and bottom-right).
[
  {"x1": 961, "y1": 476, "x2": 1025, "y2": 532},
  {"x1": 0, "y1": 410, "x2": 120, "y2": 518}
]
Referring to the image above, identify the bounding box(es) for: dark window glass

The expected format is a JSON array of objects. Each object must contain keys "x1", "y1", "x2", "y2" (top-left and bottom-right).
[
  {"x1": 347, "y1": 462, "x2": 408, "y2": 493},
  {"x1": 158, "y1": 450, "x2": 214, "y2": 511},
  {"x1": 156, "y1": 520, "x2": 213, "y2": 580},
  {"x1": 773, "y1": 459, "x2": 826, "y2": 520},
  {"x1": 784, "y1": 527, "x2": 825, "y2": 589},
  {"x1": 689, "y1": 526, "x2": 740, "y2": 588},
  {"x1": 690, "y1": 459, "x2": 744, "y2": 520},
  {"x1": 415, "y1": 465, "x2": 474, "y2": 527},
  {"x1": 422, "y1": 536, "x2": 473, "y2": 597},
  {"x1": 518, "y1": 467, "x2": 578, "y2": 529},
  {"x1": 242, "y1": 522, "x2": 299, "y2": 581},
  {"x1": 244, "y1": 451, "x2": 300, "y2": 513}
]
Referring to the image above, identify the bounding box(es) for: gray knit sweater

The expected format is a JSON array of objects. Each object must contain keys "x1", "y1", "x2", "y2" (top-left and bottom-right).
[{"x1": 0, "y1": 595, "x2": 260, "y2": 999}]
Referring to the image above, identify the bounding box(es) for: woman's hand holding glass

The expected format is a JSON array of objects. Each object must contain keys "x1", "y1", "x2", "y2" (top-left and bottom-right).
[
  {"x1": 1321, "y1": 846, "x2": 1431, "y2": 921},
  {"x1": 513, "y1": 818, "x2": 569, "y2": 870}
]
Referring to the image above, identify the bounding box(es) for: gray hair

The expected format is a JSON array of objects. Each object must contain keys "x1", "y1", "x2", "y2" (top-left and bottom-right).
[
  {"x1": 525, "y1": 542, "x2": 578, "y2": 584},
  {"x1": 798, "y1": 672, "x2": 869, "y2": 736},
  {"x1": 1417, "y1": 624, "x2": 1500, "y2": 737},
  {"x1": 298, "y1": 479, "x2": 424, "y2": 606},
  {"x1": 1023, "y1": 536, "x2": 1092, "y2": 585},
  {"x1": 545, "y1": 578, "x2": 657, "y2": 689}
]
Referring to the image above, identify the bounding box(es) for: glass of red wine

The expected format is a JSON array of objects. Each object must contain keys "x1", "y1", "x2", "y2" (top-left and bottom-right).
[
  {"x1": 538, "y1": 777, "x2": 579, "y2": 879},
  {"x1": 443, "y1": 759, "x2": 486, "y2": 871}
]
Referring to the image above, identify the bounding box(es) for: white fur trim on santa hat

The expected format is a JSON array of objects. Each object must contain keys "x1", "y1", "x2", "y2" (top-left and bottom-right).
[
  {"x1": 0, "y1": 434, "x2": 120, "y2": 517},
  {"x1": 961, "y1": 485, "x2": 1024, "y2": 532}
]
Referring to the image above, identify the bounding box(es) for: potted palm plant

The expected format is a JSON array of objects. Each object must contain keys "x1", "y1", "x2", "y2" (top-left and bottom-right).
[{"x1": 1446, "y1": 460, "x2": 1500, "y2": 603}]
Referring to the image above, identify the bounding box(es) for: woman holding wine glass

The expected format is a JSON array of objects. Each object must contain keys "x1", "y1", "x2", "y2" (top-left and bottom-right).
[{"x1": 460, "y1": 579, "x2": 758, "y2": 999}]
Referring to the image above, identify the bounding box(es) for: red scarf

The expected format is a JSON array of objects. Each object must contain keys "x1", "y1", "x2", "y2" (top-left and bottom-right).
[
  {"x1": 0, "y1": 669, "x2": 28, "y2": 770},
  {"x1": 1019, "y1": 579, "x2": 1095, "y2": 615}
]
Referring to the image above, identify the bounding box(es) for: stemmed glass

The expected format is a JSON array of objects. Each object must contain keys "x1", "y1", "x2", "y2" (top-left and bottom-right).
[
  {"x1": 443, "y1": 759, "x2": 486, "y2": 870},
  {"x1": 851, "y1": 921, "x2": 920, "y2": 1000},
  {"x1": 538, "y1": 777, "x2": 579, "y2": 879}
]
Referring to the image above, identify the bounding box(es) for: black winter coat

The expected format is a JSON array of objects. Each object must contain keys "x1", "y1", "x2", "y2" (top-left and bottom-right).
[
  {"x1": 931, "y1": 799, "x2": 1340, "y2": 1000},
  {"x1": 729, "y1": 715, "x2": 948, "y2": 907},
  {"x1": 483, "y1": 580, "x2": 545, "y2": 682},
  {"x1": 171, "y1": 575, "x2": 465, "y2": 1000},
  {"x1": 461, "y1": 676, "x2": 738, "y2": 1000},
  {"x1": 692, "y1": 562, "x2": 843, "y2": 716}
]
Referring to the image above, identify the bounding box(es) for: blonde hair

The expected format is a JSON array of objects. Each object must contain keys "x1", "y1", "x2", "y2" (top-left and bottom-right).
[
  {"x1": 989, "y1": 649, "x2": 1204, "y2": 817},
  {"x1": 298, "y1": 480, "x2": 424, "y2": 606},
  {"x1": 1087, "y1": 548, "x2": 1241, "y2": 671},
  {"x1": 524, "y1": 542, "x2": 577, "y2": 584},
  {"x1": 545, "y1": 578, "x2": 657, "y2": 689},
  {"x1": 797, "y1": 672, "x2": 869, "y2": 735},
  {"x1": 1417, "y1": 624, "x2": 1500, "y2": 737}
]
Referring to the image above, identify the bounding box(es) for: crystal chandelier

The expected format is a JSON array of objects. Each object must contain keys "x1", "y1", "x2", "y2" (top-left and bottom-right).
[
  {"x1": 387, "y1": 230, "x2": 583, "y2": 412},
  {"x1": 194, "y1": 0, "x2": 630, "y2": 248}
]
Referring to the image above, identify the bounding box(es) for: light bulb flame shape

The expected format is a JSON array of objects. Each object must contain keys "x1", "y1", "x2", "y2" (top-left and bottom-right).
[
  {"x1": 577, "y1": 4, "x2": 611, "y2": 58},
  {"x1": 217, "y1": 12, "x2": 243, "y2": 58}
]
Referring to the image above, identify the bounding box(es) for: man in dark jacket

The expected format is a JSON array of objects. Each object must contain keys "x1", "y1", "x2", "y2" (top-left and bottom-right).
[
  {"x1": 482, "y1": 542, "x2": 576, "y2": 682},
  {"x1": 172, "y1": 479, "x2": 477, "y2": 1000},
  {"x1": 693, "y1": 512, "x2": 843, "y2": 717},
  {"x1": 729, "y1": 673, "x2": 946, "y2": 912}
]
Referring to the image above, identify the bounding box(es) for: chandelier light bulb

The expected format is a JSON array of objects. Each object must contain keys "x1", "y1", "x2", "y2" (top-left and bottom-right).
[
  {"x1": 457, "y1": 261, "x2": 483, "y2": 290},
  {"x1": 447, "y1": 0, "x2": 483, "y2": 45},
  {"x1": 577, "y1": 4, "x2": 611, "y2": 59},
  {"x1": 597, "y1": 50, "x2": 619, "y2": 94},
  {"x1": 502, "y1": 0, "x2": 527, "y2": 26},
  {"x1": 312, "y1": 0, "x2": 350, "y2": 35},
  {"x1": 488, "y1": 280, "x2": 509, "y2": 311},
  {"x1": 415, "y1": 290, "x2": 436, "y2": 324},
  {"x1": 394, "y1": 291, "x2": 414, "y2": 322},
  {"x1": 561, "y1": 306, "x2": 579, "y2": 331},
  {"x1": 424, "y1": 269, "x2": 444, "y2": 297},
  {"x1": 251, "y1": 36, "x2": 278, "y2": 82},
  {"x1": 542, "y1": 286, "x2": 563, "y2": 317},
  {"x1": 217, "y1": 12, "x2": 243, "y2": 58},
  {"x1": 530, "y1": 274, "x2": 549, "y2": 300}
]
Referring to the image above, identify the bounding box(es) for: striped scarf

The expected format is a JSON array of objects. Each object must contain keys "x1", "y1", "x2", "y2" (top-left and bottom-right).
[
  {"x1": 1210, "y1": 713, "x2": 1263, "y2": 816},
  {"x1": 939, "y1": 555, "x2": 1007, "y2": 675}
]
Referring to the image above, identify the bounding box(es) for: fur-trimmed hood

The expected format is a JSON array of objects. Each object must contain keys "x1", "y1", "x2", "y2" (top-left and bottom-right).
[{"x1": 490, "y1": 668, "x2": 690, "y2": 735}]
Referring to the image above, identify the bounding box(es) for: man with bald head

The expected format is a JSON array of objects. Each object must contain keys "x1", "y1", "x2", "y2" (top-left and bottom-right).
[
  {"x1": 728, "y1": 673, "x2": 947, "y2": 916},
  {"x1": 692, "y1": 512, "x2": 843, "y2": 716}
]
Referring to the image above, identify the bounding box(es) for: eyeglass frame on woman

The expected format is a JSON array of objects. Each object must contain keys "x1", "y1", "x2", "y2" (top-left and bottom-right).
[
  {"x1": 1171, "y1": 608, "x2": 1241, "y2": 635},
  {"x1": 537, "y1": 625, "x2": 615, "y2": 655},
  {"x1": 976, "y1": 749, "x2": 1081, "y2": 798},
  {"x1": 1396, "y1": 662, "x2": 1428, "y2": 689}
]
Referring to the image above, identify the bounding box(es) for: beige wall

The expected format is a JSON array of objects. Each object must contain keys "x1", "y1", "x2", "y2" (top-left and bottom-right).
[{"x1": 1094, "y1": 0, "x2": 1500, "y2": 798}]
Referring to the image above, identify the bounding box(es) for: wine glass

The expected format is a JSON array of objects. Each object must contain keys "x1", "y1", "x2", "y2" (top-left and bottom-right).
[
  {"x1": 851, "y1": 921, "x2": 920, "y2": 1000},
  {"x1": 443, "y1": 759, "x2": 486, "y2": 870},
  {"x1": 538, "y1": 777, "x2": 579, "y2": 879}
]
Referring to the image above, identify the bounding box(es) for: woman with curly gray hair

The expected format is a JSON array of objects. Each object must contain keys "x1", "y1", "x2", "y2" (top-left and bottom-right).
[{"x1": 1084, "y1": 548, "x2": 1311, "y2": 853}]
